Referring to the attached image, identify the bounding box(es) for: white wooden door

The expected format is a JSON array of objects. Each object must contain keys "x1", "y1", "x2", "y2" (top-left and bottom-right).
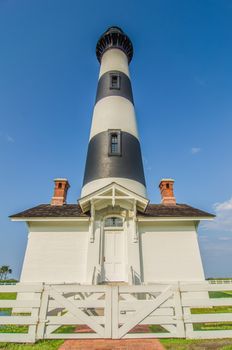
[{"x1": 104, "y1": 230, "x2": 125, "y2": 282}]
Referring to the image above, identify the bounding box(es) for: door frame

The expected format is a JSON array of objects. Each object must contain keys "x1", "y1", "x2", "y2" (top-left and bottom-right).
[{"x1": 101, "y1": 215, "x2": 127, "y2": 283}]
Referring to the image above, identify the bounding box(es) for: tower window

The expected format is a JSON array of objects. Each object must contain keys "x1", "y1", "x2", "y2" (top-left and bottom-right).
[
  {"x1": 111, "y1": 134, "x2": 118, "y2": 153},
  {"x1": 110, "y1": 74, "x2": 121, "y2": 90},
  {"x1": 108, "y1": 130, "x2": 121, "y2": 156},
  {"x1": 58, "y1": 183, "x2": 62, "y2": 189}
]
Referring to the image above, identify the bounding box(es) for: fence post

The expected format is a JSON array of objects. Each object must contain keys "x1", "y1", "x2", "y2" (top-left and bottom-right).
[
  {"x1": 112, "y1": 286, "x2": 119, "y2": 339},
  {"x1": 105, "y1": 286, "x2": 112, "y2": 338},
  {"x1": 174, "y1": 282, "x2": 186, "y2": 338},
  {"x1": 28, "y1": 308, "x2": 39, "y2": 343},
  {"x1": 183, "y1": 307, "x2": 193, "y2": 339},
  {"x1": 36, "y1": 284, "x2": 49, "y2": 340}
]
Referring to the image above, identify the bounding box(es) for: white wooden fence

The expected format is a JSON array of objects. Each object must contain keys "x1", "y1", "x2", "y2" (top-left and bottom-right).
[
  {"x1": 208, "y1": 279, "x2": 232, "y2": 284},
  {"x1": 0, "y1": 282, "x2": 232, "y2": 342}
]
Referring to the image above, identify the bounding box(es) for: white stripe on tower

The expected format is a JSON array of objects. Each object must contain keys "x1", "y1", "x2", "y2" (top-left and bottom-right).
[
  {"x1": 99, "y1": 49, "x2": 130, "y2": 78},
  {"x1": 81, "y1": 26, "x2": 147, "y2": 198},
  {"x1": 90, "y1": 97, "x2": 139, "y2": 140}
]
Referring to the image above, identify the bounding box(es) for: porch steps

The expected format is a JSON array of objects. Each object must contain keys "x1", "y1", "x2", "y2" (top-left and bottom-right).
[{"x1": 59, "y1": 339, "x2": 165, "y2": 350}]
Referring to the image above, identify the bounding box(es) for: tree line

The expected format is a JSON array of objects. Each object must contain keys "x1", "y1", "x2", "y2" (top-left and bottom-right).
[{"x1": 0, "y1": 265, "x2": 12, "y2": 280}]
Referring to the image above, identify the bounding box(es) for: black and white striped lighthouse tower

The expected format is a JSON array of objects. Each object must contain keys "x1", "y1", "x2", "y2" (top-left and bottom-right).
[{"x1": 82, "y1": 27, "x2": 147, "y2": 198}]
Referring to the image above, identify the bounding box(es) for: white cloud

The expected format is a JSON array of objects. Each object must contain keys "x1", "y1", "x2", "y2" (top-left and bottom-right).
[
  {"x1": 202, "y1": 242, "x2": 232, "y2": 254},
  {"x1": 204, "y1": 197, "x2": 232, "y2": 232},
  {"x1": 0, "y1": 132, "x2": 15, "y2": 143},
  {"x1": 143, "y1": 156, "x2": 152, "y2": 172},
  {"x1": 194, "y1": 76, "x2": 207, "y2": 87},
  {"x1": 199, "y1": 235, "x2": 209, "y2": 242},
  {"x1": 6, "y1": 134, "x2": 14, "y2": 143},
  {"x1": 191, "y1": 147, "x2": 201, "y2": 154},
  {"x1": 218, "y1": 236, "x2": 232, "y2": 241}
]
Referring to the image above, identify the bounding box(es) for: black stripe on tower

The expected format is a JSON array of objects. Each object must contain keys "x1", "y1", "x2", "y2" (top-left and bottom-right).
[
  {"x1": 95, "y1": 70, "x2": 134, "y2": 105},
  {"x1": 83, "y1": 131, "x2": 146, "y2": 187}
]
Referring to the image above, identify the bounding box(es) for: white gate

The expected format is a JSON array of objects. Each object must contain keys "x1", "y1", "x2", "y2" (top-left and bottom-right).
[
  {"x1": 111, "y1": 284, "x2": 184, "y2": 339},
  {"x1": 1, "y1": 282, "x2": 232, "y2": 342},
  {"x1": 39, "y1": 284, "x2": 112, "y2": 339}
]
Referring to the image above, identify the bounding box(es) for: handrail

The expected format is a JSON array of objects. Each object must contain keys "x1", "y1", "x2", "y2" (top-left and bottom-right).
[
  {"x1": 92, "y1": 266, "x2": 97, "y2": 285},
  {"x1": 92, "y1": 265, "x2": 102, "y2": 285},
  {"x1": 128, "y1": 266, "x2": 134, "y2": 285}
]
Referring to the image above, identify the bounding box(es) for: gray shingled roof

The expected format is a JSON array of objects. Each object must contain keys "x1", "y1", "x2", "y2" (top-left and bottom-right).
[
  {"x1": 138, "y1": 204, "x2": 214, "y2": 218},
  {"x1": 10, "y1": 204, "x2": 89, "y2": 218},
  {"x1": 10, "y1": 203, "x2": 214, "y2": 218}
]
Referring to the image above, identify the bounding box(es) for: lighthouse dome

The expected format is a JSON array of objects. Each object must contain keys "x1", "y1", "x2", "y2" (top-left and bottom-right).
[{"x1": 96, "y1": 26, "x2": 133, "y2": 63}]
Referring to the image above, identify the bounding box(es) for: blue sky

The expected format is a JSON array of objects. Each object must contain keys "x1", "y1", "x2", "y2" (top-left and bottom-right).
[{"x1": 0, "y1": 0, "x2": 232, "y2": 279}]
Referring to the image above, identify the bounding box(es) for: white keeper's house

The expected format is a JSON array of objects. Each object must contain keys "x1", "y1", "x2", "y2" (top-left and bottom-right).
[{"x1": 11, "y1": 27, "x2": 214, "y2": 285}]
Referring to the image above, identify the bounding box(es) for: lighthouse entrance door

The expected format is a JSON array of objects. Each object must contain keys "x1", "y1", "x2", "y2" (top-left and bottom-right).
[{"x1": 103, "y1": 230, "x2": 125, "y2": 282}]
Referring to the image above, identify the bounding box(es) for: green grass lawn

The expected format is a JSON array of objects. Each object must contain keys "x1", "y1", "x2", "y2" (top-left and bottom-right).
[
  {"x1": 0, "y1": 294, "x2": 17, "y2": 301},
  {"x1": 207, "y1": 278, "x2": 232, "y2": 281},
  {"x1": 190, "y1": 292, "x2": 232, "y2": 332},
  {"x1": 0, "y1": 340, "x2": 64, "y2": 350},
  {"x1": 209, "y1": 291, "x2": 232, "y2": 298},
  {"x1": 0, "y1": 292, "x2": 17, "y2": 321},
  {"x1": 53, "y1": 325, "x2": 76, "y2": 334},
  {"x1": 0, "y1": 292, "x2": 17, "y2": 314},
  {"x1": 192, "y1": 306, "x2": 232, "y2": 314},
  {"x1": 193, "y1": 322, "x2": 232, "y2": 331},
  {"x1": 160, "y1": 338, "x2": 232, "y2": 350}
]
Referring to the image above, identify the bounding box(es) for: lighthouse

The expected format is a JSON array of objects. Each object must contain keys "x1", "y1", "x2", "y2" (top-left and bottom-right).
[
  {"x1": 10, "y1": 27, "x2": 214, "y2": 285},
  {"x1": 82, "y1": 26, "x2": 146, "y2": 198}
]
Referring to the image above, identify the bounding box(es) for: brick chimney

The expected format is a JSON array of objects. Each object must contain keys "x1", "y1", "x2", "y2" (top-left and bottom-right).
[
  {"x1": 51, "y1": 178, "x2": 70, "y2": 206},
  {"x1": 159, "y1": 178, "x2": 176, "y2": 206}
]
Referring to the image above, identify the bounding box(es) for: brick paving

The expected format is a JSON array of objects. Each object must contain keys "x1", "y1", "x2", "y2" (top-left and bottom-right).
[
  {"x1": 59, "y1": 338, "x2": 165, "y2": 350},
  {"x1": 73, "y1": 324, "x2": 153, "y2": 334}
]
